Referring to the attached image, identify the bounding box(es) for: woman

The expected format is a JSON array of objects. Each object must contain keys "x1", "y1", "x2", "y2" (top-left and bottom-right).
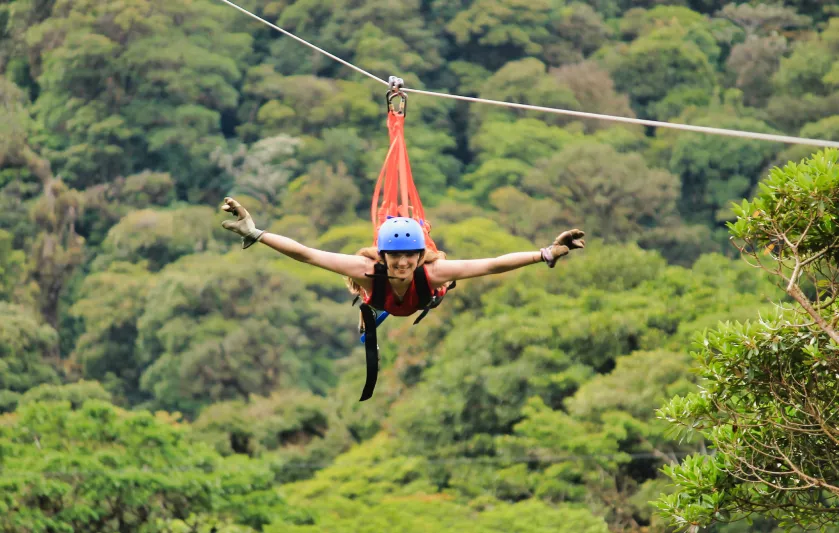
[
  {"x1": 220, "y1": 196, "x2": 585, "y2": 400},
  {"x1": 220, "y1": 197, "x2": 586, "y2": 293}
]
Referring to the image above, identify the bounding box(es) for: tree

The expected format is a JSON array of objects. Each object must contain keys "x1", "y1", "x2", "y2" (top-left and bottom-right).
[
  {"x1": 520, "y1": 141, "x2": 682, "y2": 244},
  {"x1": 78, "y1": 170, "x2": 177, "y2": 248},
  {"x1": 487, "y1": 186, "x2": 567, "y2": 243},
  {"x1": 0, "y1": 229, "x2": 26, "y2": 302},
  {"x1": 717, "y1": 3, "x2": 811, "y2": 36},
  {"x1": 191, "y1": 389, "x2": 355, "y2": 483},
  {"x1": 267, "y1": 497, "x2": 610, "y2": 533},
  {"x1": 772, "y1": 39, "x2": 837, "y2": 98},
  {"x1": 561, "y1": 350, "x2": 702, "y2": 528},
  {"x1": 471, "y1": 58, "x2": 581, "y2": 129},
  {"x1": 543, "y1": 3, "x2": 612, "y2": 66},
  {"x1": 462, "y1": 118, "x2": 575, "y2": 201},
  {"x1": 0, "y1": 398, "x2": 286, "y2": 532},
  {"x1": 263, "y1": 432, "x2": 611, "y2": 533},
  {"x1": 470, "y1": 118, "x2": 576, "y2": 165},
  {"x1": 617, "y1": 5, "x2": 746, "y2": 68},
  {"x1": 24, "y1": 0, "x2": 253, "y2": 198},
  {"x1": 618, "y1": 6, "x2": 707, "y2": 41},
  {"x1": 0, "y1": 0, "x2": 56, "y2": 88},
  {"x1": 240, "y1": 72, "x2": 380, "y2": 139},
  {"x1": 18, "y1": 380, "x2": 112, "y2": 408},
  {"x1": 69, "y1": 261, "x2": 155, "y2": 404},
  {"x1": 0, "y1": 303, "x2": 59, "y2": 413},
  {"x1": 725, "y1": 35, "x2": 788, "y2": 107},
  {"x1": 135, "y1": 252, "x2": 354, "y2": 416},
  {"x1": 0, "y1": 76, "x2": 29, "y2": 168},
  {"x1": 29, "y1": 173, "x2": 85, "y2": 332},
  {"x1": 660, "y1": 112, "x2": 781, "y2": 234},
  {"x1": 281, "y1": 161, "x2": 362, "y2": 233},
  {"x1": 551, "y1": 61, "x2": 637, "y2": 133},
  {"x1": 91, "y1": 205, "x2": 222, "y2": 272},
  {"x1": 349, "y1": 23, "x2": 429, "y2": 86},
  {"x1": 0, "y1": 74, "x2": 44, "y2": 217},
  {"x1": 0, "y1": 77, "x2": 73, "y2": 314},
  {"x1": 609, "y1": 25, "x2": 717, "y2": 118},
  {"x1": 620, "y1": 2, "x2": 744, "y2": 65},
  {"x1": 763, "y1": 0, "x2": 832, "y2": 22},
  {"x1": 212, "y1": 134, "x2": 303, "y2": 216},
  {"x1": 766, "y1": 19, "x2": 839, "y2": 131},
  {"x1": 656, "y1": 149, "x2": 839, "y2": 531},
  {"x1": 272, "y1": 0, "x2": 442, "y2": 79},
  {"x1": 445, "y1": 0, "x2": 554, "y2": 70}
]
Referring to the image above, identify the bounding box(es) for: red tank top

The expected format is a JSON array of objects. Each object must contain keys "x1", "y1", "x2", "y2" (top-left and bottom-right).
[{"x1": 363, "y1": 266, "x2": 428, "y2": 316}]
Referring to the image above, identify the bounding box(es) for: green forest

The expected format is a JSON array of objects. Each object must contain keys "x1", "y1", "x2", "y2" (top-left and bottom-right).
[{"x1": 2, "y1": 0, "x2": 839, "y2": 531}]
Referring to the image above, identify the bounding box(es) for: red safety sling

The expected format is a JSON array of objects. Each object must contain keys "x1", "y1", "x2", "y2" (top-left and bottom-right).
[{"x1": 357, "y1": 83, "x2": 453, "y2": 402}]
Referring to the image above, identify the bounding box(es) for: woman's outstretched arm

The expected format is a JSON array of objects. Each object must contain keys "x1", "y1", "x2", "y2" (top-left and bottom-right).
[
  {"x1": 259, "y1": 233, "x2": 374, "y2": 278},
  {"x1": 426, "y1": 230, "x2": 585, "y2": 285},
  {"x1": 220, "y1": 197, "x2": 374, "y2": 279},
  {"x1": 427, "y1": 251, "x2": 542, "y2": 282}
]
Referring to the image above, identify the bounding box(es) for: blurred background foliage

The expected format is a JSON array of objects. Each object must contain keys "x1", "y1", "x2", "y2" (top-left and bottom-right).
[{"x1": 2, "y1": 0, "x2": 838, "y2": 530}]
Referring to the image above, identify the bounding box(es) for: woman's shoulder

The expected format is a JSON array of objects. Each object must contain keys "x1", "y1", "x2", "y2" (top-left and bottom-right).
[{"x1": 422, "y1": 258, "x2": 450, "y2": 289}]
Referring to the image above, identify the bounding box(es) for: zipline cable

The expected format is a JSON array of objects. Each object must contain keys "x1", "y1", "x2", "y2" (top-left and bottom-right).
[
  {"x1": 403, "y1": 87, "x2": 839, "y2": 148},
  {"x1": 215, "y1": 0, "x2": 839, "y2": 149},
  {"x1": 216, "y1": 0, "x2": 387, "y2": 86}
]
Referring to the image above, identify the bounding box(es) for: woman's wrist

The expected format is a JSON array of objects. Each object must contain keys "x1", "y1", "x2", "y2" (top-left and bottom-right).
[
  {"x1": 243, "y1": 229, "x2": 265, "y2": 249},
  {"x1": 539, "y1": 248, "x2": 551, "y2": 263}
]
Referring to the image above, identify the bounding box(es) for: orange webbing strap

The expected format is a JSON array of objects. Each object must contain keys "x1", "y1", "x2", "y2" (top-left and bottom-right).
[{"x1": 370, "y1": 111, "x2": 438, "y2": 253}]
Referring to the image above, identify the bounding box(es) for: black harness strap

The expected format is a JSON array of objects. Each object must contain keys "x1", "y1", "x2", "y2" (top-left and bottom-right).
[
  {"x1": 413, "y1": 265, "x2": 432, "y2": 309},
  {"x1": 358, "y1": 303, "x2": 379, "y2": 402},
  {"x1": 358, "y1": 263, "x2": 389, "y2": 401},
  {"x1": 412, "y1": 267, "x2": 455, "y2": 325},
  {"x1": 369, "y1": 263, "x2": 389, "y2": 309},
  {"x1": 355, "y1": 262, "x2": 456, "y2": 401}
]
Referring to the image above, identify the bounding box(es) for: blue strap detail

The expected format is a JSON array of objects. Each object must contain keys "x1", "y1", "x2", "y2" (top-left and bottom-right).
[{"x1": 360, "y1": 311, "x2": 390, "y2": 344}]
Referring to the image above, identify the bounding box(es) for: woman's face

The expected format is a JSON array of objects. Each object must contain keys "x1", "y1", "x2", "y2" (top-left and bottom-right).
[{"x1": 383, "y1": 251, "x2": 422, "y2": 280}]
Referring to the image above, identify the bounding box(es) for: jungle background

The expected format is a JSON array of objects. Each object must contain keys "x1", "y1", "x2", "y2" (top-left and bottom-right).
[{"x1": 2, "y1": 0, "x2": 839, "y2": 531}]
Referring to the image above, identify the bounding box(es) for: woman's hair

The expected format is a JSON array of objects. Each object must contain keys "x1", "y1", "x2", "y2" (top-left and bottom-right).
[{"x1": 344, "y1": 246, "x2": 447, "y2": 297}]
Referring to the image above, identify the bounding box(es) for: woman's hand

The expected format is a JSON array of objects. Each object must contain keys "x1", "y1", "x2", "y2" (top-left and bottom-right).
[
  {"x1": 221, "y1": 197, "x2": 374, "y2": 280},
  {"x1": 555, "y1": 229, "x2": 586, "y2": 250},
  {"x1": 542, "y1": 229, "x2": 585, "y2": 267},
  {"x1": 221, "y1": 197, "x2": 265, "y2": 249}
]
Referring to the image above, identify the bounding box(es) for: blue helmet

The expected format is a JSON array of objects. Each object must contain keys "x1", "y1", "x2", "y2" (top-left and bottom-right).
[{"x1": 377, "y1": 217, "x2": 426, "y2": 253}]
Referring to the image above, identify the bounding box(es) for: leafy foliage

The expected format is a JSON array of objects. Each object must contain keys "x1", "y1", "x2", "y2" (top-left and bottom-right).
[
  {"x1": 0, "y1": 398, "x2": 286, "y2": 532},
  {"x1": 3, "y1": 1, "x2": 839, "y2": 531},
  {"x1": 657, "y1": 150, "x2": 839, "y2": 531},
  {"x1": 0, "y1": 303, "x2": 59, "y2": 413},
  {"x1": 24, "y1": 0, "x2": 252, "y2": 198}
]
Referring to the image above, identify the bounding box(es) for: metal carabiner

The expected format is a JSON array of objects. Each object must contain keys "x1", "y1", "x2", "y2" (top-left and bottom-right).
[
  {"x1": 386, "y1": 89, "x2": 407, "y2": 116},
  {"x1": 386, "y1": 75, "x2": 408, "y2": 116}
]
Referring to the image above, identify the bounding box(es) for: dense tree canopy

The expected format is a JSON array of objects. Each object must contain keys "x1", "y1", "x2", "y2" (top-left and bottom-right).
[{"x1": 2, "y1": 0, "x2": 839, "y2": 531}]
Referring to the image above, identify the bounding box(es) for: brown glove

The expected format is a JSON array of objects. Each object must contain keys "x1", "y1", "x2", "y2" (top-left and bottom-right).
[
  {"x1": 541, "y1": 229, "x2": 585, "y2": 268},
  {"x1": 221, "y1": 197, "x2": 265, "y2": 249},
  {"x1": 556, "y1": 229, "x2": 585, "y2": 250}
]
